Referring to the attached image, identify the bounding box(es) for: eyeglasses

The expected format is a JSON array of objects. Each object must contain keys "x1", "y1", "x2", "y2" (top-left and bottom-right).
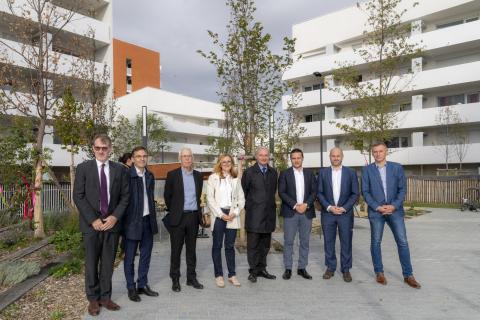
[{"x1": 94, "y1": 146, "x2": 109, "y2": 152}]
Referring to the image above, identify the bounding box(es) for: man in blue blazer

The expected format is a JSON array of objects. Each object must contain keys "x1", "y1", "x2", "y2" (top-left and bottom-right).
[
  {"x1": 362, "y1": 142, "x2": 421, "y2": 289},
  {"x1": 317, "y1": 147, "x2": 359, "y2": 282},
  {"x1": 278, "y1": 148, "x2": 317, "y2": 280},
  {"x1": 123, "y1": 146, "x2": 159, "y2": 302}
]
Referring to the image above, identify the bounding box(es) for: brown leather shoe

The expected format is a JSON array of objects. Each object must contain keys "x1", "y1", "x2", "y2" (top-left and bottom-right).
[
  {"x1": 87, "y1": 300, "x2": 100, "y2": 316},
  {"x1": 376, "y1": 272, "x2": 387, "y2": 285},
  {"x1": 99, "y1": 299, "x2": 121, "y2": 311},
  {"x1": 323, "y1": 270, "x2": 334, "y2": 279},
  {"x1": 404, "y1": 276, "x2": 421, "y2": 289},
  {"x1": 342, "y1": 272, "x2": 352, "y2": 283}
]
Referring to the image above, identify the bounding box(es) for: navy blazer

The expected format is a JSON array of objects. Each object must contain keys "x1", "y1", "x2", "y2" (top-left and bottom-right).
[
  {"x1": 317, "y1": 166, "x2": 359, "y2": 214},
  {"x1": 361, "y1": 161, "x2": 406, "y2": 215},
  {"x1": 278, "y1": 167, "x2": 317, "y2": 219},
  {"x1": 123, "y1": 166, "x2": 159, "y2": 240}
]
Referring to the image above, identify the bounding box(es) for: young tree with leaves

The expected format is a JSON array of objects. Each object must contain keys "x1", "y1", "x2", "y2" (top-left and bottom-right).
[
  {"x1": 332, "y1": 0, "x2": 423, "y2": 162},
  {"x1": 198, "y1": 0, "x2": 296, "y2": 158}
]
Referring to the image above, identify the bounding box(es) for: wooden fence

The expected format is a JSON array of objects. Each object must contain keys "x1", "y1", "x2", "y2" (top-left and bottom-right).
[{"x1": 405, "y1": 175, "x2": 480, "y2": 205}]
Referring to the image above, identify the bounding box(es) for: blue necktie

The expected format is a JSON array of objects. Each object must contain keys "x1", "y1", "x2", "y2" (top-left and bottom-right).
[{"x1": 261, "y1": 167, "x2": 267, "y2": 174}]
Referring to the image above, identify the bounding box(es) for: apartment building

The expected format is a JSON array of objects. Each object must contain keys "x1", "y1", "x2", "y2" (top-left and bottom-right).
[
  {"x1": 0, "y1": 0, "x2": 113, "y2": 169},
  {"x1": 113, "y1": 38, "x2": 160, "y2": 98},
  {"x1": 116, "y1": 87, "x2": 224, "y2": 164},
  {"x1": 283, "y1": 0, "x2": 480, "y2": 175}
]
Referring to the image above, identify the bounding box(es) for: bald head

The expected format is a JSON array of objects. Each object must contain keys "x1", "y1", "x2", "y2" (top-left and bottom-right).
[{"x1": 329, "y1": 147, "x2": 344, "y2": 168}]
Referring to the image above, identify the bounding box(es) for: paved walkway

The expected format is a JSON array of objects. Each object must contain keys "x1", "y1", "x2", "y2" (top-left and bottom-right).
[{"x1": 84, "y1": 209, "x2": 480, "y2": 320}]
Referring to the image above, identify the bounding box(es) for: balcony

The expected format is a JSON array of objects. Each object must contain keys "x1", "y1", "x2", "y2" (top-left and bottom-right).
[
  {"x1": 1, "y1": 38, "x2": 109, "y2": 83},
  {"x1": 0, "y1": 0, "x2": 110, "y2": 45},
  {"x1": 300, "y1": 102, "x2": 480, "y2": 139},
  {"x1": 283, "y1": 60, "x2": 480, "y2": 109},
  {"x1": 160, "y1": 115, "x2": 223, "y2": 137},
  {"x1": 166, "y1": 142, "x2": 211, "y2": 155},
  {"x1": 302, "y1": 143, "x2": 480, "y2": 168},
  {"x1": 284, "y1": 19, "x2": 480, "y2": 82}
]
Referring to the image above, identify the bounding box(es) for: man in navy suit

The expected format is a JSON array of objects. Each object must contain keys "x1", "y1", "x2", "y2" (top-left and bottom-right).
[
  {"x1": 123, "y1": 147, "x2": 159, "y2": 302},
  {"x1": 278, "y1": 148, "x2": 317, "y2": 280},
  {"x1": 317, "y1": 147, "x2": 359, "y2": 282},
  {"x1": 362, "y1": 142, "x2": 421, "y2": 289}
]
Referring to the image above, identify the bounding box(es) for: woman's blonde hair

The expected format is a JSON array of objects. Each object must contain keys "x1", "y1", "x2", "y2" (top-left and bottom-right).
[{"x1": 213, "y1": 154, "x2": 237, "y2": 179}]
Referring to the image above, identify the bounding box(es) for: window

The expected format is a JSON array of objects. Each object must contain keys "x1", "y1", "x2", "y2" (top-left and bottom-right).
[
  {"x1": 467, "y1": 93, "x2": 479, "y2": 103},
  {"x1": 126, "y1": 58, "x2": 132, "y2": 69},
  {"x1": 312, "y1": 84, "x2": 321, "y2": 91},
  {"x1": 400, "y1": 103, "x2": 411, "y2": 112},
  {"x1": 437, "y1": 20, "x2": 463, "y2": 29},
  {"x1": 386, "y1": 136, "x2": 409, "y2": 148},
  {"x1": 355, "y1": 75, "x2": 363, "y2": 83},
  {"x1": 438, "y1": 94, "x2": 465, "y2": 107},
  {"x1": 466, "y1": 17, "x2": 479, "y2": 23},
  {"x1": 305, "y1": 115, "x2": 313, "y2": 122},
  {"x1": 304, "y1": 86, "x2": 312, "y2": 92}
]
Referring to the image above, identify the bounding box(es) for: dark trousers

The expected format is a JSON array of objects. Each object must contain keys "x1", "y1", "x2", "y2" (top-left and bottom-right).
[
  {"x1": 321, "y1": 211, "x2": 354, "y2": 273},
  {"x1": 169, "y1": 211, "x2": 199, "y2": 281},
  {"x1": 247, "y1": 231, "x2": 271, "y2": 274},
  {"x1": 124, "y1": 216, "x2": 154, "y2": 290},
  {"x1": 212, "y1": 216, "x2": 237, "y2": 278},
  {"x1": 83, "y1": 231, "x2": 119, "y2": 301}
]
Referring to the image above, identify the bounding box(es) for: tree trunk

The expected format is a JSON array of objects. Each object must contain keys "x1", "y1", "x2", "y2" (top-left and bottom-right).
[
  {"x1": 33, "y1": 158, "x2": 45, "y2": 238},
  {"x1": 237, "y1": 157, "x2": 246, "y2": 245},
  {"x1": 70, "y1": 148, "x2": 75, "y2": 207}
]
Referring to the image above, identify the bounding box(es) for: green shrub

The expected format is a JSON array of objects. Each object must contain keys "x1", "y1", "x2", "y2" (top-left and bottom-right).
[
  {"x1": 49, "y1": 258, "x2": 82, "y2": 278},
  {"x1": 0, "y1": 260, "x2": 41, "y2": 286},
  {"x1": 50, "y1": 310, "x2": 65, "y2": 320}
]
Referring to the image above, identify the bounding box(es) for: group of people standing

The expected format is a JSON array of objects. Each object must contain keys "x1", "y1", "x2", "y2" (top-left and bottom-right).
[{"x1": 73, "y1": 133, "x2": 421, "y2": 317}]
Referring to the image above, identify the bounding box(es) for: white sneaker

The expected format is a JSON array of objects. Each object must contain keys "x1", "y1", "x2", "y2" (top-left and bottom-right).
[
  {"x1": 228, "y1": 276, "x2": 241, "y2": 287},
  {"x1": 215, "y1": 276, "x2": 225, "y2": 288}
]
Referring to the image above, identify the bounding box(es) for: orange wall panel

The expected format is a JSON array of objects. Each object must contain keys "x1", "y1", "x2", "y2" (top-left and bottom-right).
[{"x1": 113, "y1": 38, "x2": 160, "y2": 98}]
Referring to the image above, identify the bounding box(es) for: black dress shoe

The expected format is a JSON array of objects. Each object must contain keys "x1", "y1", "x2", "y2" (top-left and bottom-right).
[
  {"x1": 172, "y1": 279, "x2": 181, "y2": 292},
  {"x1": 137, "y1": 285, "x2": 159, "y2": 297},
  {"x1": 297, "y1": 269, "x2": 312, "y2": 280},
  {"x1": 186, "y1": 278, "x2": 204, "y2": 289},
  {"x1": 248, "y1": 273, "x2": 257, "y2": 283},
  {"x1": 128, "y1": 289, "x2": 141, "y2": 302},
  {"x1": 282, "y1": 269, "x2": 292, "y2": 280},
  {"x1": 257, "y1": 270, "x2": 276, "y2": 279},
  {"x1": 343, "y1": 272, "x2": 352, "y2": 283}
]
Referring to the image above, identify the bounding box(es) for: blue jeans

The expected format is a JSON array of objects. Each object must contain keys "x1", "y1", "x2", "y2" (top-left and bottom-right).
[
  {"x1": 212, "y1": 215, "x2": 237, "y2": 278},
  {"x1": 369, "y1": 212, "x2": 413, "y2": 277},
  {"x1": 124, "y1": 216, "x2": 153, "y2": 290}
]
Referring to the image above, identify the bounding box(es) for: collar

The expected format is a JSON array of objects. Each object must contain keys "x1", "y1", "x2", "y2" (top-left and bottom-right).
[
  {"x1": 375, "y1": 162, "x2": 387, "y2": 169},
  {"x1": 293, "y1": 166, "x2": 303, "y2": 173},
  {"x1": 182, "y1": 167, "x2": 194, "y2": 175},
  {"x1": 331, "y1": 165, "x2": 342, "y2": 172},
  {"x1": 135, "y1": 166, "x2": 146, "y2": 177},
  {"x1": 96, "y1": 159, "x2": 109, "y2": 168},
  {"x1": 258, "y1": 163, "x2": 268, "y2": 171}
]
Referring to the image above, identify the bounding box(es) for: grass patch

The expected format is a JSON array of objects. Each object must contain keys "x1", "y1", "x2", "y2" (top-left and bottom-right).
[
  {"x1": 49, "y1": 258, "x2": 82, "y2": 278},
  {"x1": 408, "y1": 202, "x2": 459, "y2": 209},
  {"x1": 50, "y1": 310, "x2": 65, "y2": 320}
]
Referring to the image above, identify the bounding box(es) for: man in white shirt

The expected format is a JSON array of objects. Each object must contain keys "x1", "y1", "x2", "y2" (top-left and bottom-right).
[
  {"x1": 123, "y1": 146, "x2": 159, "y2": 302},
  {"x1": 317, "y1": 147, "x2": 359, "y2": 282},
  {"x1": 278, "y1": 149, "x2": 317, "y2": 280}
]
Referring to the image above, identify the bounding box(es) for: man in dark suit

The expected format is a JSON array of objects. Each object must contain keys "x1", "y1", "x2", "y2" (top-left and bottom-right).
[
  {"x1": 278, "y1": 148, "x2": 317, "y2": 281},
  {"x1": 164, "y1": 147, "x2": 204, "y2": 292},
  {"x1": 317, "y1": 147, "x2": 359, "y2": 282},
  {"x1": 362, "y1": 141, "x2": 421, "y2": 289},
  {"x1": 123, "y1": 146, "x2": 159, "y2": 302},
  {"x1": 242, "y1": 146, "x2": 278, "y2": 283},
  {"x1": 73, "y1": 134, "x2": 129, "y2": 316}
]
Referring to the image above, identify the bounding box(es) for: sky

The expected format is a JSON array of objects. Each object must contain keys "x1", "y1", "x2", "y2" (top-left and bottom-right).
[{"x1": 113, "y1": 0, "x2": 356, "y2": 103}]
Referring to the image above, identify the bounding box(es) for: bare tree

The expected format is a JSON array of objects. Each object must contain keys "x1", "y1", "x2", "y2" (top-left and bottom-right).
[{"x1": 0, "y1": 0, "x2": 110, "y2": 237}]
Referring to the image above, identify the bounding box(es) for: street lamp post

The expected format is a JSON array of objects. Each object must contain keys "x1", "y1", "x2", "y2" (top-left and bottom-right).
[
  {"x1": 313, "y1": 72, "x2": 324, "y2": 168},
  {"x1": 141, "y1": 105, "x2": 148, "y2": 148}
]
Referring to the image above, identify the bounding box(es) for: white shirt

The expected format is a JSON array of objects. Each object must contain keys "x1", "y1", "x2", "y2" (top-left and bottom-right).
[
  {"x1": 332, "y1": 166, "x2": 342, "y2": 206},
  {"x1": 135, "y1": 166, "x2": 150, "y2": 216},
  {"x1": 218, "y1": 175, "x2": 233, "y2": 209},
  {"x1": 96, "y1": 159, "x2": 110, "y2": 203},
  {"x1": 293, "y1": 167, "x2": 305, "y2": 206}
]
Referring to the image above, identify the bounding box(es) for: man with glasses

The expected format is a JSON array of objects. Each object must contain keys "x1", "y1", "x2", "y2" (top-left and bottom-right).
[
  {"x1": 73, "y1": 134, "x2": 129, "y2": 316},
  {"x1": 123, "y1": 147, "x2": 159, "y2": 302},
  {"x1": 164, "y1": 148, "x2": 204, "y2": 292}
]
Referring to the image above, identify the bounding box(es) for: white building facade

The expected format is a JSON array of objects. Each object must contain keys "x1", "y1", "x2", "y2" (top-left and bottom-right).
[
  {"x1": 283, "y1": 0, "x2": 480, "y2": 175},
  {"x1": 116, "y1": 87, "x2": 224, "y2": 164},
  {"x1": 0, "y1": 0, "x2": 113, "y2": 168}
]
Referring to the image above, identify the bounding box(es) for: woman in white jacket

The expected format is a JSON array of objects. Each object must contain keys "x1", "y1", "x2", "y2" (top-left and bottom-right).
[{"x1": 207, "y1": 154, "x2": 245, "y2": 288}]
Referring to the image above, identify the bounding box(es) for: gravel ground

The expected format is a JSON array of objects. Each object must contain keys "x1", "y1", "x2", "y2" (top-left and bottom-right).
[{"x1": 0, "y1": 270, "x2": 87, "y2": 320}]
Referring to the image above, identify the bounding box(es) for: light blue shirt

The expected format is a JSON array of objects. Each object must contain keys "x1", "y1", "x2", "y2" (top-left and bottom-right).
[
  {"x1": 182, "y1": 168, "x2": 198, "y2": 211},
  {"x1": 258, "y1": 163, "x2": 268, "y2": 174},
  {"x1": 376, "y1": 163, "x2": 387, "y2": 201}
]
